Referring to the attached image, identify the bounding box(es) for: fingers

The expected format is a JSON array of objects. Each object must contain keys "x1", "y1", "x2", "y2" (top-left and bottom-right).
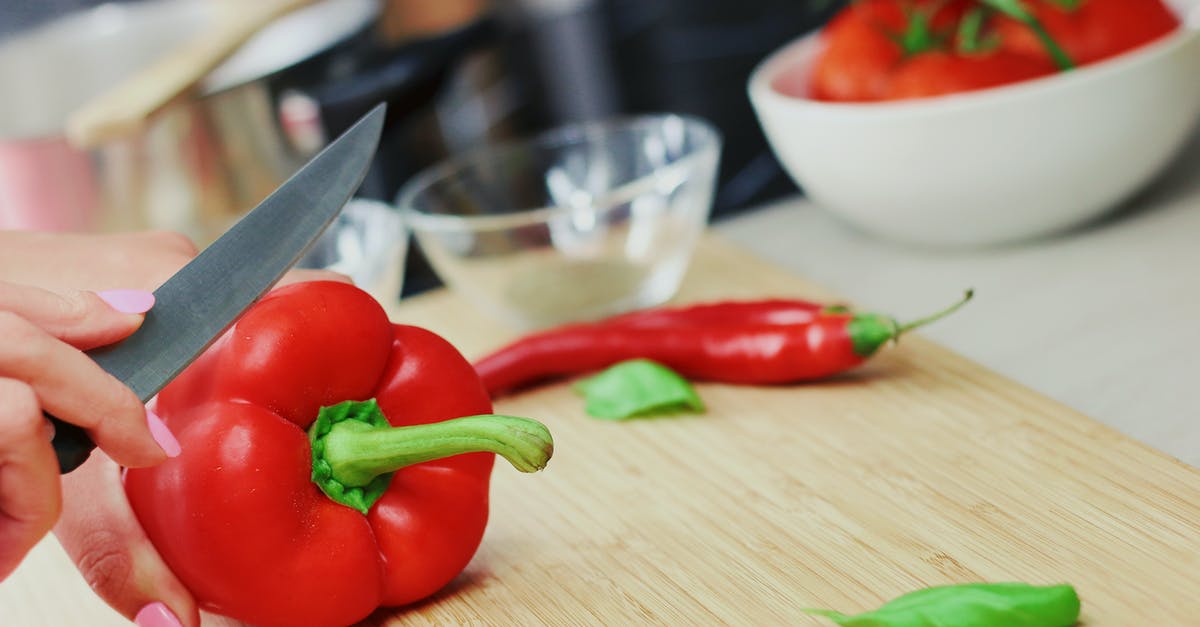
[
  {"x1": 0, "y1": 230, "x2": 197, "y2": 293},
  {"x1": 0, "y1": 378, "x2": 62, "y2": 581},
  {"x1": 55, "y1": 453, "x2": 197, "y2": 627},
  {"x1": 276, "y1": 268, "x2": 354, "y2": 288},
  {"x1": 0, "y1": 312, "x2": 175, "y2": 468},
  {"x1": 125, "y1": 231, "x2": 198, "y2": 290},
  {"x1": 0, "y1": 281, "x2": 154, "y2": 350}
]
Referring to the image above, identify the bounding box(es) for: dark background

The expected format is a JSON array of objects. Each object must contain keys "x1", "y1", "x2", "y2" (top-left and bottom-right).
[
  {"x1": 496, "y1": 0, "x2": 845, "y2": 218},
  {"x1": 2, "y1": 0, "x2": 843, "y2": 217},
  {"x1": 1, "y1": 0, "x2": 847, "y2": 294}
]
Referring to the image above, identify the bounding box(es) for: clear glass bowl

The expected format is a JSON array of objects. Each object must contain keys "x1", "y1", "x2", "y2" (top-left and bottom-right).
[
  {"x1": 397, "y1": 113, "x2": 722, "y2": 329},
  {"x1": 295, "y1": 198, "x2": 407, "y2": 304}
]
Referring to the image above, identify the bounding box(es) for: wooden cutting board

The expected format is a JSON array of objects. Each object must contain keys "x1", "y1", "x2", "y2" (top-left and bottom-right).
[
  {"x1": 6, "y1": 235, "x2": 1200, "y2": 625},
  {"x1": 369, "y1": 235, "x2": 1200, "y2": 626}
]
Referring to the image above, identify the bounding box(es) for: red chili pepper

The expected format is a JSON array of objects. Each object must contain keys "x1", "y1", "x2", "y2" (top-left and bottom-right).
[
  {"x1": 603, "y1": 298, "x2": 832, "y2": 328},
  {"x1": 475, "y1": 291, "x2": 972, "y2": 396},
  {"x1": 123, "y1": 281, "x2": 553, "y2": 627}
]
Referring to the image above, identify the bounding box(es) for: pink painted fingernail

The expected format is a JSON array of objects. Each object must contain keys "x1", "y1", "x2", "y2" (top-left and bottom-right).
[
  {"x1": 135, "y1": 602, "x2": 182, "y2": 627},
  {"x1": 97, "y1": 289, "x2": 155, "y2": 314},
  {"x1": 146, "y1": 409, "x2": 181, "y2": 458}
]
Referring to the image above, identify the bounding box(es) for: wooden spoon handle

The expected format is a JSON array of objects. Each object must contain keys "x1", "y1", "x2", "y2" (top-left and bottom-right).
[{"x1": 66, "y1": 0, "x2": 316, "y2": 149}]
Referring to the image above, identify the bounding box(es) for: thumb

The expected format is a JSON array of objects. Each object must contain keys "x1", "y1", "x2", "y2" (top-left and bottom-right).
[
  {"x1": 54, "y1": 452, "x2": 199, "y2": 627},
  {"x1": 0, "y1": 282, "x2": 153, "y2": 350}
]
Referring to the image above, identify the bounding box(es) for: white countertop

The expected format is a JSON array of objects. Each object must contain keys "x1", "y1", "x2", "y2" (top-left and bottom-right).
[{"x1": 716, "y1": 127, "x2": 1200, "y2": 469}]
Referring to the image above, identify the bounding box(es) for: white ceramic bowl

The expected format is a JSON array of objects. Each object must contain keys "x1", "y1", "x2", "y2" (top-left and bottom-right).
[{"x1": 748, "y1": 5, "x2": 1200, "y2": 247}]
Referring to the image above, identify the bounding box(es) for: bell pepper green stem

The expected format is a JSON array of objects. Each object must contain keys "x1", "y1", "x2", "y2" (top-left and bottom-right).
[
  {"x1": 309, "y1": 399, "x2": 553, "y2": 513},
  {"x1": 325, "y1": 414, "x2": 554, "y2": 483}
]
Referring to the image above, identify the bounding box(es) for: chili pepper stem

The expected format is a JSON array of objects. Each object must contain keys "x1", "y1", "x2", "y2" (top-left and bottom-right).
[
  {"x1": 896, "y1": 289, "x2": 974, "y2": 334},
  {"x1": 848, "y1": 290, "x2": 973, "y2": 357},
  {"x1": 309, "y1": 400, "x2": 553, "y2": 513}
]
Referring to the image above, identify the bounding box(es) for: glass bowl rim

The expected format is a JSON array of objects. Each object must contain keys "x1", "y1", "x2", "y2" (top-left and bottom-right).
[{"x1": 395, "y1": 112, "x2": 723, "y2": 233}]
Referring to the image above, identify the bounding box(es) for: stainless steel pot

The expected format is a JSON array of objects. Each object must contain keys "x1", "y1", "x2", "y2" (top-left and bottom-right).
[{"x1": 0, "y1": 0, "x2": 496, "y2": 246}]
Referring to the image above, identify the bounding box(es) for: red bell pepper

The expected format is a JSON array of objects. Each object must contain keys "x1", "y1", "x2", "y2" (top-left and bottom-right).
[{"x1": 123, "y1": 281, "x2": 553, "y2": 627}]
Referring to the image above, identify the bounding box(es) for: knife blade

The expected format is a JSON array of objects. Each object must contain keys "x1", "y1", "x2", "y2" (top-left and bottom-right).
[{"x1": 50, "y1": 103, "x2": 387, "y2": 473}]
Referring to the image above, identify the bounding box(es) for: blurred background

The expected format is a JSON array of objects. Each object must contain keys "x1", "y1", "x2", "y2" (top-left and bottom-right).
[{"x1": 0, "y1": 0, "x2": 845, "y2": 295}]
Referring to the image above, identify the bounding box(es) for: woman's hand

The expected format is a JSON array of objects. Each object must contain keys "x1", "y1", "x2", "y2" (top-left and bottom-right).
[
  {"x1": 0, "y1": 230, "x2": 349, "y2": 627},
  {"x1": 0, "y1": 230, "x2": 200, "y2": 292},
  {"x1": 0, "y1": 281, "x2": 174, "y2": 583}
]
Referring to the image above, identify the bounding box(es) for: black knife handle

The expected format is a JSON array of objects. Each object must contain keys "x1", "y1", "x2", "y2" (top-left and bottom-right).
[{"x1": 47, "y1": 413, "x2": 96, "y2": 473}]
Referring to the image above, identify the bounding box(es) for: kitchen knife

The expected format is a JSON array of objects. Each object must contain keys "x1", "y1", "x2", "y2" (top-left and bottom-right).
[{"x1": 50, "y1": 103, "x2": 387, "y2": 473}]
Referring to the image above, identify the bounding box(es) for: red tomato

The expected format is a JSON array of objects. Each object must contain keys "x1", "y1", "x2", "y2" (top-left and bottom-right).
[
  {"x1": 884, "y1": 50, "x2": 1057, "y2": 100},
  {"x1": 806, "y1": 3, "x2": 904, "y2": 101},
  {"x1": 807, "y1": 0, "x2": 970, "y2": 101},
  {"x1": 996, "y1": 0, "x2": 1180, "y2": 65},
  {"x1": 801, "y1": 0, "x2": 1180, "y2": 104}
]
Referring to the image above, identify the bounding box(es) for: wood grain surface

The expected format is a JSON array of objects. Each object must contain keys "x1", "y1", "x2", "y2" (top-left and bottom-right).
[{"x1": 5, "y1": 235, "x2": 1200, "y2": 625}]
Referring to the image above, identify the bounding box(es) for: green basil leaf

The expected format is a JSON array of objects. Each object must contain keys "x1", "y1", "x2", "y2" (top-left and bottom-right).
[
  {"x1": 802, "y1": 582, "x2": 1080, "y2": 627},
  {"x1": 573, "y1": 359, "x2": 705, "y2": 420}
]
